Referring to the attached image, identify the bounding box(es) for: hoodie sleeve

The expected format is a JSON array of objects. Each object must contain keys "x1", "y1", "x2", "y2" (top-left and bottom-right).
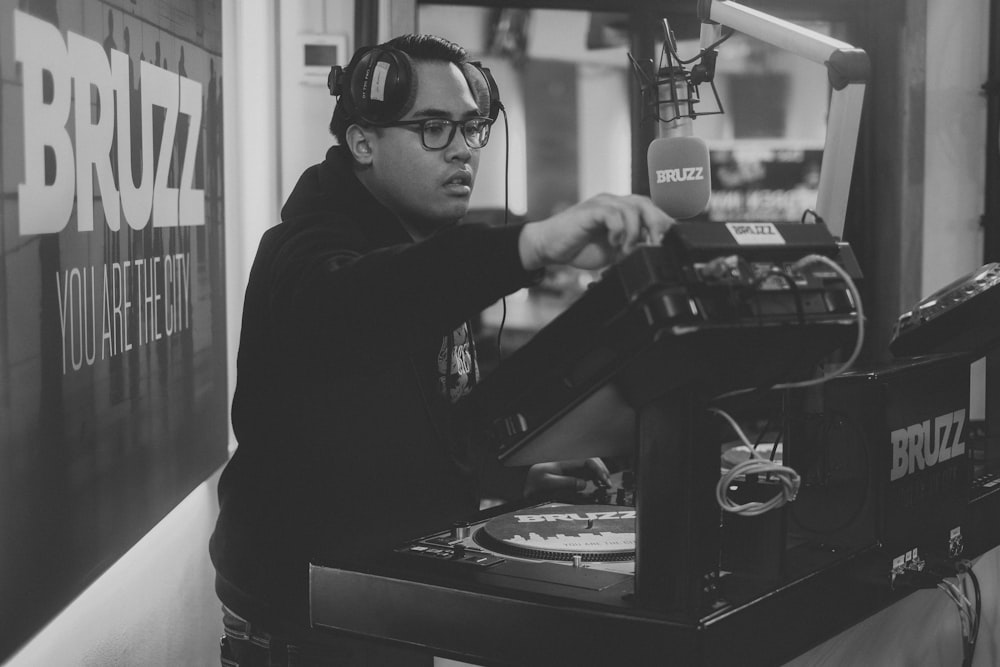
[{"x1": 269, "y1": 219, "x2": 539, "y2": 369}]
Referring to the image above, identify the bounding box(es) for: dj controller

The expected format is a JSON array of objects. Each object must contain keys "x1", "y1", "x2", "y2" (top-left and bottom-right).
[
  {"x1": 310, "y1": 222, "x2": 879, "y2": 666},
  {"x1": 310, "y1": 222, "x2": 1000, "y2": 666}
]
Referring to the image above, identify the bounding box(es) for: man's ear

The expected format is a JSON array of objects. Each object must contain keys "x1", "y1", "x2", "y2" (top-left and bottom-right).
[{"x1": 345, "y1": 124, "x2": 374, "y2": 165}]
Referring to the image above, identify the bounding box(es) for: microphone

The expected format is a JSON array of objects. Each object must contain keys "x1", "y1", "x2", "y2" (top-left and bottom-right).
[{"x1": 646, "y1": 69, "x2": 712, "y2": 219}]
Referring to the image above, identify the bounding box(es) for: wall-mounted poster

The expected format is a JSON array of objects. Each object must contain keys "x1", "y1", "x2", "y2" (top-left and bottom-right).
[{"x1": 0, "y1": 1, "x2": 228, "y2": 660}]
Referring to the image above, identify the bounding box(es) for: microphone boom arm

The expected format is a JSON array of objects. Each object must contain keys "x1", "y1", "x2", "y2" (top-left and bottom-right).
[{"x1": 697, "y1": 0, "x2": 870, "y2": 239}]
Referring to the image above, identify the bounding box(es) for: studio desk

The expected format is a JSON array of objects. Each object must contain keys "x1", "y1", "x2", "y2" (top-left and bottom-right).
[{"x1": 309, "y1": 223, "x2": 1000, "y2": 666}]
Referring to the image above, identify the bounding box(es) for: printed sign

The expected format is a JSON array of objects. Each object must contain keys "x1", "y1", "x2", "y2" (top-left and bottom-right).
[{"x1": 0, "y1": 1, "x2": 227, "y2": 660}]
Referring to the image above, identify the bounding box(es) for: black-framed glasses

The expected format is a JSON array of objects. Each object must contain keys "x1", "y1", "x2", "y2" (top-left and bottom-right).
[{"x1": 381, "y1": 117, "x2": 494, "y2": 150}]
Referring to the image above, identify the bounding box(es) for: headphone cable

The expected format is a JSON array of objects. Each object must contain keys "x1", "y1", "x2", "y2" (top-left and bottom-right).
[{"x1": 496, "y1": 102, "x2": 510, "y2": 359}]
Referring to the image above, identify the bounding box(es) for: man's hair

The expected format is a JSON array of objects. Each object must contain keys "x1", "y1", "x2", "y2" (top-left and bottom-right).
[{"x1": 329, "y1": 34, "x2": 470, "y2": 146}]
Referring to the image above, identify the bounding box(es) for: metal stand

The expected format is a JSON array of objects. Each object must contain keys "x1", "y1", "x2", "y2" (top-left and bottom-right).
[{"x1": 635, "y1": 388, "x2": 718, "y2": 614}]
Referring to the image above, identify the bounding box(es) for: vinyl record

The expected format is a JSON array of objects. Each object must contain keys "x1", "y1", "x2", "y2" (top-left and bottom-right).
[{"x1": 474, "y1": 503, "x2": 635, "y2": 562}]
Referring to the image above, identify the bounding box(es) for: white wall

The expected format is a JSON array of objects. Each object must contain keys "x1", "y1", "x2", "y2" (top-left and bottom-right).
[
  {"x1": 224, "y1": 0, "x2": 283, "y2": 454},
  {"x1": 5, "y1": 469, "x2": 223, "y2": 667},
  {"x1": 578, "y1": 63, "x2": 632, "y2": 200},
  {"x1": 278, "y1": 1, "x2": 354, "y2": 201},
  {"x1": 922, "y1": 0, "x2": 990, "y2": 420},
  {"x1": 922, "y1": 0, "x2": 989, "y2": 296}
]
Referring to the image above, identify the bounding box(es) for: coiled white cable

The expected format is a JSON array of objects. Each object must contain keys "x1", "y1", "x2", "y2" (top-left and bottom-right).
[{"x1": 710, "y1": 407, "x2": 801, "y2": 516}]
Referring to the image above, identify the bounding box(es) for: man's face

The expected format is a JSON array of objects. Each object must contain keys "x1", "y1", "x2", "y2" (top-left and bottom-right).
[{"x1": 361, "y1": 60, "x2": 483, "y2": 238}]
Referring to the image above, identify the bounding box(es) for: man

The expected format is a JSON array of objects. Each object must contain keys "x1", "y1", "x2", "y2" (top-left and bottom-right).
[{"x1": 211, "y1": 34, "x2": 671, "y2": 665}]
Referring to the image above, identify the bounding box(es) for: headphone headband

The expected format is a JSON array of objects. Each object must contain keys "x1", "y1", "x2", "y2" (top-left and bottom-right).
[{"x1": 329, "y1": 46, "x2": 501, "y2": 127}]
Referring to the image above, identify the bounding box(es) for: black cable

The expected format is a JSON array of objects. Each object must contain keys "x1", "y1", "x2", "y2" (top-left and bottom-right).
[
  {"x1": 960, "y1": 561, "x2": 982, "y2": 656},
  {"x1": 734, "y1": 414, "x2": 779, "y2": 484},
  {"x1": 801, "y1": 208, "x2": 825, "y2": 225},
  {"x1": 741, "y1": 269, "x2": 808, "y2": 394},
  {"x1": 925, "y1": 558, "x2": 980, "y2": 667},
  {"x1": 467, "y1": 318, "x2": 479, "y2": 386},
  {"x1": 767, "y1": 268, "x2": 806, "y2": 326},
  {"x1": 955, "y1": 577, "x2": 973, "y2": 667},
  {"x1": 897, "y1": 557, "x2": 979, "y2": 666},
  {"x1": 751, "y1": 414, "x2": 779, "y2": 453},
  {"x1": 769, "y1": 427, "x2": 784, "y2": 463},
  {"x1": 496, "y1": 103, "x2": 510, "y2": 358},
  {"x1": 970, "y1": 567, "x2": 981, "y2": 645},
  {"x1": 663, "y1": 27, "x2": 734, "y2": 65}
]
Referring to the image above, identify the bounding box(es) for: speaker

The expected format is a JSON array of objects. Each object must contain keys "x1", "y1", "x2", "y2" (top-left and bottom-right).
[{"x1": 791, "y1": 354, "x2": 971, "y2": 561}]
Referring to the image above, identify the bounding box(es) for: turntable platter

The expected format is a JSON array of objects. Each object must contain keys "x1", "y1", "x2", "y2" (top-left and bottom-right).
[{"x1": 474, "y1": 504, "x2": 635, "y2": 562}]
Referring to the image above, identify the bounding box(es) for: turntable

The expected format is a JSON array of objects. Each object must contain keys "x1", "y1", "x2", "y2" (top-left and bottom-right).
[{"x1": 397, "y1": 503, "x2": 635, "y2": 570}]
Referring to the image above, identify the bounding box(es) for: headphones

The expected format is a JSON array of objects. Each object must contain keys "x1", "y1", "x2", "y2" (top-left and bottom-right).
[{"x1": 328, "y1": 46, "x2": 501, "y2": 126}]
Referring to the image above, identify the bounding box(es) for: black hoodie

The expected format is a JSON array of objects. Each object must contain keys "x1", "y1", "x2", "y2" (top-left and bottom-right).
[{"x1": 210, "y1": 147, "x2": 538, "y2": 629}]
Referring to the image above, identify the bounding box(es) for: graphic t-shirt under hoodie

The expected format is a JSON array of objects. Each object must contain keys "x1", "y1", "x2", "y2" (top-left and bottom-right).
[{"x1": 210, "y1": 146, "x2": 538, "y2": 629}]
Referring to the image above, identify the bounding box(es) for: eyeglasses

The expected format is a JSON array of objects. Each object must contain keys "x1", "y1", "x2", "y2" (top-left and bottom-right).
[{"x1": 381, "y1": 117, "x2": 494, "y2": 150}]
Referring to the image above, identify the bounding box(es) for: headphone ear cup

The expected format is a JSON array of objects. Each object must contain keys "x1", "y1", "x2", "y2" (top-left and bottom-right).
[
  {"x1": 348, "y1": 47, "x2": 417, "y2": 125},
  {"x1": 462, "y1": 61, "x2": 502, "y2": 122}
]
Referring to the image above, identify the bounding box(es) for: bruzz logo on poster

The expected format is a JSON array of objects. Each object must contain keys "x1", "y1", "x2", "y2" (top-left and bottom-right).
[
  {"x1": 13, "y1": 10, "x2": 208, "y2": 374},
  {"x1": 14, "y1": 10, "x2": 206, "y2": 235}
]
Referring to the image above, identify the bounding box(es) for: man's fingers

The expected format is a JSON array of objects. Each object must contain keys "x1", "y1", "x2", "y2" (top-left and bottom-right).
[
  {"x1": 602, "y1": 208, "x2": 626, "y2": 248},
  {"x1": 617, "y1": 202, "x2": 642, "y2": 253},
  {"x1": 525, "y1": 471, "x2": 586, "y2": 496},
  {"x1": 525, "y1": 459, "x2": 614, "y2": 497},
  {"x1": 631, "y1": 195, "x2": 674, "y2": 243},
  {"x1": 585, "y1": 458, "x2": 612, "y2": 486},
  {"x1": 601, "y1": 196, "x2": 670, "y2": 251},
  {"x1": 557, "y1": 458, "x2": 612, "y2": 486},
  {"x1": 597, "y1": 199, "x2": 643, "y2": 253},
  {"x1": 526, "y1": 192, "x2": 674, "y2": 271},
  {"x1": 542, "y1": 472, "x2": 588, "y2": 491}
]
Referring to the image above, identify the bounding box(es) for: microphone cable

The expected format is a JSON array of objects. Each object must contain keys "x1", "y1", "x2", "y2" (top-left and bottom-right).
[{"x1": 663, "y1": 25, "x2": 734, "y2": 66}]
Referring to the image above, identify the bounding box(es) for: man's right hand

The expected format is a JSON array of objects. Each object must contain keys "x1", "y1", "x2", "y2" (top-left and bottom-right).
[
  {"x1": 518, "y1": 193, "x2": 673, "y2": 271},
  {"x1": 524, "y1": 458, "x2": 612, "y2": 498}
]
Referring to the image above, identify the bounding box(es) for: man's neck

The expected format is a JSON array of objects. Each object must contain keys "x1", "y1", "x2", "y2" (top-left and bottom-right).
[{"x1": 354, "y1": 168, "x2": 457, "y2": 242}]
